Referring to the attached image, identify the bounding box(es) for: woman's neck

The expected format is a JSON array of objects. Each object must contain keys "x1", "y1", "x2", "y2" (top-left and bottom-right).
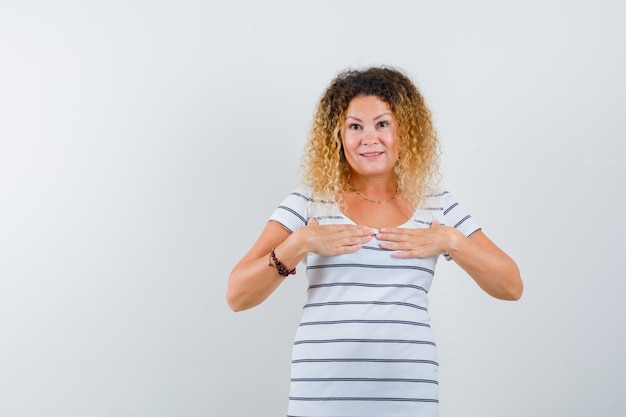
[{"x1": 350, "y1": 174, "x2": 397, "y2": 200}]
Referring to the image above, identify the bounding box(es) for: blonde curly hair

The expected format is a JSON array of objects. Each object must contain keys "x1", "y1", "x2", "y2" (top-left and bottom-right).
[{"x1": 301, "y1": 66, "x2": 441, "y2": 211}]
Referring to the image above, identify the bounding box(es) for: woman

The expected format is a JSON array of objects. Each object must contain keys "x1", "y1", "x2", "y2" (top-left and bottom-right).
[{"x1": 227, "y1": 67, "x2": 522, "y2": 417}]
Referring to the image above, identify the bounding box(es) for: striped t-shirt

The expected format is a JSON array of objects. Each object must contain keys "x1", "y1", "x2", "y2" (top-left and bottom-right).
[{"x1": 269, "y1": 187, "x2": 480, "y2": 417}]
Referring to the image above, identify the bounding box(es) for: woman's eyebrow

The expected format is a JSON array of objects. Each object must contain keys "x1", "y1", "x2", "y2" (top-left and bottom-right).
[{"x1": 345, "y1": 112, "x2": 392, "y2": 122}]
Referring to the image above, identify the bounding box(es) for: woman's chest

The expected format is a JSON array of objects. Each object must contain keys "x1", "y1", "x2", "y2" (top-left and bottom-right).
[{"x1": 340, "y1": 195, "x2": 412, "y2": 229}]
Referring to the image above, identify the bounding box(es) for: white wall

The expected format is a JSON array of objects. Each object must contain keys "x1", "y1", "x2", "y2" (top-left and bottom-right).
[{"x1": 1, "y1": 1, "x2": 625, "y2": 416}]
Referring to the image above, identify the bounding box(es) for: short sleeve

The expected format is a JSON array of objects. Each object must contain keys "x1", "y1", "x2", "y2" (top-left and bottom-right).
[
  {"x1": 268, "y1": 187, "x2": 311, "y2": 233},
  {"x1": 439, "y1": 190, "x2": 481, "y2": 237}
]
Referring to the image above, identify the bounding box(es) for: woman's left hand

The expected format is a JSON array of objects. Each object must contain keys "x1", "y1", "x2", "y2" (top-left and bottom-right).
[
  {"x1": 379, "y1": 221, "x2": 523, "y2": 300},
  {"x1": 377, "y1": 221, "x2": 460, "y2": 259}
]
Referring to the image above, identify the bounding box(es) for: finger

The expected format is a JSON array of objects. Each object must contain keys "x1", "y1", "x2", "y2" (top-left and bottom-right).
[
  {"x1": 356, "y1": 226, "x2": 377, "y2": 237},
  {"x1": 430, "y1": 220, "x2": 440, "y2": 228},
  {"x1": 379, "y1": 227, "x2": 400, "y2": 234},
  {"x1": 379, "y1": 241, "x2": 413, "y2": 251},
  {"x1": 323, "y1": 224, "x2": 373, "y2": 237},
  {"x1": 307, "y1": 217, "x2": 318, "y2": 226},
  {"x1": 333, "y1": 243, "x2": 365, "y2": 255},
  {"x1": 377, "y1": 228, "x2": 415, "y2": 242},
  {"x1": 379, "y1": 227, "x2": 416, "y2": 236},
  {"x1": 345, "y1": 234, "x2": 373, "y2": 246}
]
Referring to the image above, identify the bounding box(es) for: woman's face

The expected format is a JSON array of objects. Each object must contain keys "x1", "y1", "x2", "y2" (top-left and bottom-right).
[{"x1": 341, "y1": 95, "x2": 399, "y2": 180}]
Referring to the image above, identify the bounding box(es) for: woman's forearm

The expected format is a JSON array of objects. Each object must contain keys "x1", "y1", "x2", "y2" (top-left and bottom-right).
[
  {"x1": 227, "y1": 224, "x2": 307, "y2": 312},
  {"x1": 446, "y1": 229, "x2": 523, "y2": 300}
]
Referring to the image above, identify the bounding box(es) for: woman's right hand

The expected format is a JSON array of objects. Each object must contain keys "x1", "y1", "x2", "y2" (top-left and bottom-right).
[
  {"x1": 297, "y1": 218, "x2": 374, "y2": 256},
  {"x1": 227, "y1": 219, "x2": 373, "y2": 312}
]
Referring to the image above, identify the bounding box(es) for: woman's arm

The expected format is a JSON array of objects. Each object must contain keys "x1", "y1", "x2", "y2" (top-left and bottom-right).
[
  {"x1": 444, "y1": 228, "x2": 522, "y2": 300},
  {"x1": 226, "y1": 221, "x2": 298, "y2": 312},
  {"x1": 227, "y1": 219, "x2": 374, "y2": 312},
  {"x1": 377, "y1": 225, "x2": 523, "y2": 300}
]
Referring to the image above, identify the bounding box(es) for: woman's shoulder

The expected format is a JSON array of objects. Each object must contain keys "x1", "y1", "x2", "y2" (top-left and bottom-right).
[
  {"x1": 285, "y1": 186, "x2": 337, "y2": 204},
  {"x1": 422, "y1": 187, "x2": 480, "y2": 235},
  {"x1": 418, "y1": 188, "x2": 462, "y2": 218},
  {"x1": 288, "y1": 186, "x2": 313, "y2": 200},
  {"x1": 274, "y1": 187, "x2": 315, "y2": 209},
  {"x1": 422, "y1": 187, "x2": 450, "y2": 207}
]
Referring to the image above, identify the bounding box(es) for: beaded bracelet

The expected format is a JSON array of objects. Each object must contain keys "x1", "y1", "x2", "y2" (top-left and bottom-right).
[{"x1": 268, "y1": 248, "x2": 296, "y2": 277}]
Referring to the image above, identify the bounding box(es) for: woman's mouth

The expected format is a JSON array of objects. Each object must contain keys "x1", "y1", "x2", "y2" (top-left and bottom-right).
[{"x1": 360, "y1": 152, "x2": 383, "y2": 159}]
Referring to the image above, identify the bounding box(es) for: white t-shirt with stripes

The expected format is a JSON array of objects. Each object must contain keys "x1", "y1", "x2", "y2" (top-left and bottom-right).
[{"x1": 269, "y1": 187, "x2": 480, "y2": 417}]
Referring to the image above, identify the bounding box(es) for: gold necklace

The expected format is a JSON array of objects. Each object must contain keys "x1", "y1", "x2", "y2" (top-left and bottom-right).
[{"x1": 354, "y1": 188, "x2": 398, "y2": 204}]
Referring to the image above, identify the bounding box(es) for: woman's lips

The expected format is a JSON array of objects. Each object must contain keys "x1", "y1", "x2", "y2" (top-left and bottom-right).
[{"x1": 360, "y1": 152, "x2": 383, "y2": 159}]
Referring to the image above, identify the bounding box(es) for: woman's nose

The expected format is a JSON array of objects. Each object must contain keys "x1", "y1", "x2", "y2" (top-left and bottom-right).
[{"x1": 362, "y1": 127, "x2": 379, "y2": 145}]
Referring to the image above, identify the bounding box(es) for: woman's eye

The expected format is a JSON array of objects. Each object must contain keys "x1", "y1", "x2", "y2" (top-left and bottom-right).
[
  {"x1": 349, "y1": 123, "x2": 361, "y2": 130},
  {"x1": 377, "y1": 121, "x2": 389, "y2": 128}
]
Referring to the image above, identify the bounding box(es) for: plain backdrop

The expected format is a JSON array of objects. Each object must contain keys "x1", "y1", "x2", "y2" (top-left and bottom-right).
[{"x1": 1, "y1": 1, "x2": 625, "y2": 416}]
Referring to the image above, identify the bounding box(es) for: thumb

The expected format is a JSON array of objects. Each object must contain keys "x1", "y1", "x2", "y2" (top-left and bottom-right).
[
  {"x1": 307, "y1": 217, "x2": 318, "y2": 226},
  {"x1": 430, "y1": 220, "x2": 440, "y2": 228}
]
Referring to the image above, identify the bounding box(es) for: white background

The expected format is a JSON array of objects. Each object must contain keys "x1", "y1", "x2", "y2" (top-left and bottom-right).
[{"x1": 1, "y1": 1, "x2": 625, "y2": 416}]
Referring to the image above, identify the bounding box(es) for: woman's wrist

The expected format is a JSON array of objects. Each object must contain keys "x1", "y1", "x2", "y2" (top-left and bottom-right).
[
  {"x1": 272, "y1": 231, "x2": 308, "y2": 272},
  {"x1": 269, "y1": 248, "x2": 296, "y2": 276},
  {"x1": 442, "y1": 226, "x2": 464, "y2": 258},
  {"x1": 290, "y1": 226, "x2": 313, "y2": 258}
]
